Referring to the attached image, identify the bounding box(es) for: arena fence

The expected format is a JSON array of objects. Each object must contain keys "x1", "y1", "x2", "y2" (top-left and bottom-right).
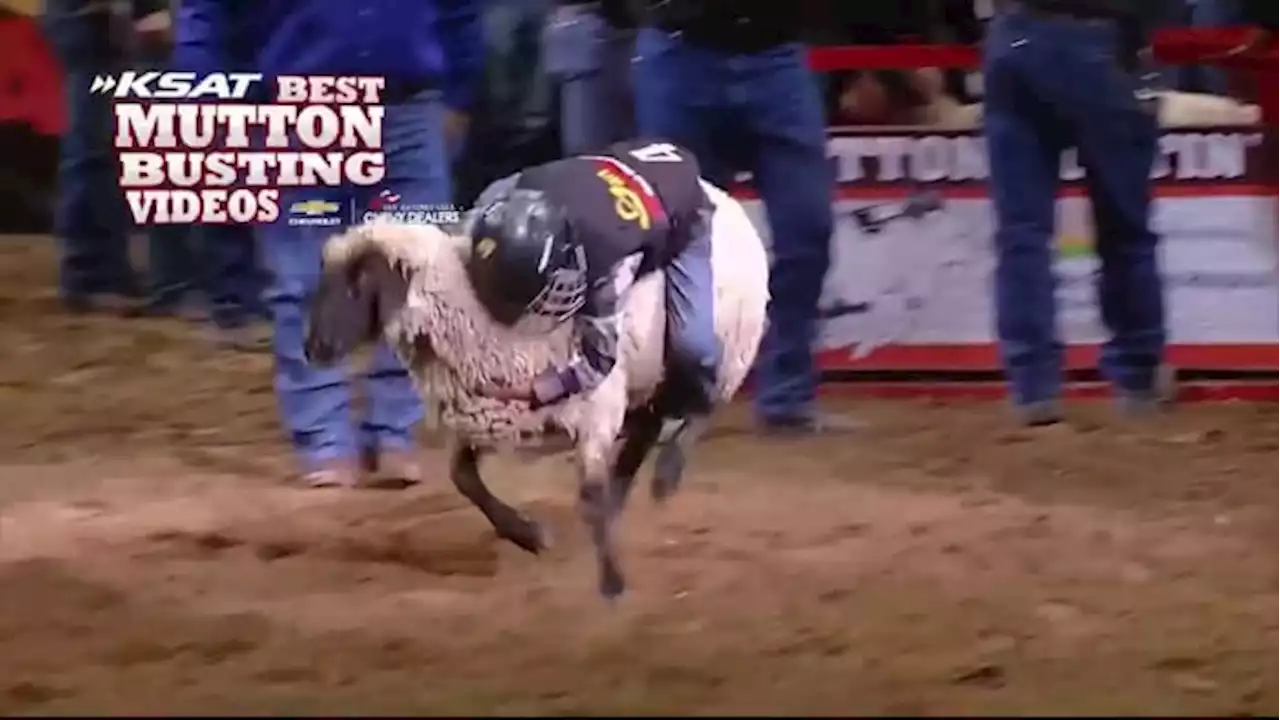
[
  {"x1": 0, "y1": 16, "x2": 1274, "y2": 400},
  {"x1": 771, "y1": 29, "x2": 1275, "y2": 401}
]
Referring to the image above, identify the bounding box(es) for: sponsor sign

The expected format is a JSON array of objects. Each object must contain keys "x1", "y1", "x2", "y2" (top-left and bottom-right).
[{"x1": 739, "y1": 127, "x2": 1278, "y2": 372}]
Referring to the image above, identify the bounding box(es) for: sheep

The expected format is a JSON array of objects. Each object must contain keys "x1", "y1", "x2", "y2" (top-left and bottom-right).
[
  {"x1": 942, "y1": 89, "x2": 1262, "y2": 130},
  {"x1": 839, "y1": 63, "x2": 1257, "y2": 131},
  {"x1": 304, "y1": 180, "x2": 770, "y2": 598}
]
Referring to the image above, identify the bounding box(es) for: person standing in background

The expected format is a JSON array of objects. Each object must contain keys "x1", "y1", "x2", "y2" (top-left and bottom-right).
[
  {"x1": 175, "y1": 0, "x2": 482, "y2": 488},
  {"x1": 40, "y1": 0, "x2": 156, "y2": 313},
  {"x1": 195, "y1": 224, "x2": 271, "y2": 347},
  {"x1": 544, "y1": 0, "x2": 636, "y2": 154},
  {"x1": 136, "y1": 3, "x2": 271, "y2": 348},
  {"x1": 632, "y1": 0, "x2": 855, "y2": 436},
  {"x1": 453, "y1": 0, "x2": 558, "y2": 207},
  {"x1": 1146, "y1": 0, "x2": 1233, "y2": 94},
  {"x1": 130, "y1": 2, "x2": 211, "y2": 325},
  {"x1": 1185, "y1": 0, "x2": 1243, "y2": 94},
  {"x1": 983, "y1": 0, "x2": 1168, "y2": 425}
]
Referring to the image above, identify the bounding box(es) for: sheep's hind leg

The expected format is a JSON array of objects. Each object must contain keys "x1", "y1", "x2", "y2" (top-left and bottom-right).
[
  {"x1": 651, "y1": 413, "x2": 710, "y2": 503},
  {"x1": 449, "y1": 444, "x2": 548, "y2": 554},
  {"x1": 609, "y1": 406, "x2": 664, "y2": 515}
]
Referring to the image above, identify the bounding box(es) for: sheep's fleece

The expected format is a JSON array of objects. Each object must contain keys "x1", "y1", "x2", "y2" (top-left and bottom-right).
[{"x1": 321, "y1": 181, "x2": 770, "y2": 449}]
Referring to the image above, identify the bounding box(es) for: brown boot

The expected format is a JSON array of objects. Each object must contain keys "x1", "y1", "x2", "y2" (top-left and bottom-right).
[
  {"x1": 297, "y1": 460, "x2": 360, "y2": 489},
  {"x1": 363, "y1": 449, "x2": 423, "y2": 490}
]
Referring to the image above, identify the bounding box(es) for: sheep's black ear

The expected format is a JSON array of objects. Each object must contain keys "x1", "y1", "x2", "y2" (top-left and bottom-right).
[
  {"x1": 305, "y1": 264, "x2": 377, "y2": 366},
  {"x1": 349, "y1": 250, "x2": 410, "y2": 340}
]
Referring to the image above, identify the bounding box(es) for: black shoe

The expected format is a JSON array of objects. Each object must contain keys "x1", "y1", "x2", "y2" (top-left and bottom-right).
[
  {"x1": 93, "y1": 272, "x2": 146, "y2": 301},
  {"x1": 1012, "y1": 399, "x2": 1064, "y2": 427},
  {"x1": 756, "y1": 411, "x2": 864, "y2": 437},
  {"x1": 61, "y1": 292, "x2": 140, "y2": 316},
  {"x1": 61, "y1": 293, "x2": 94, "y2": 315},
  {"x1": 109, "y1": 276, "x2": 146, "y2": 299},
  {"x1": 126, "y1": 300, "x2": 206, "y2": 321},
  {"x1": 1116, "y1": 363, "x2": 1177, "y2": 417}
]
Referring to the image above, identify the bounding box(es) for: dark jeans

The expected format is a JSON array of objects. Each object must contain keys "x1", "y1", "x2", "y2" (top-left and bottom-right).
[
  {"x1": 40, "y1": 3, "x2": 136, "y2": 299},
  {"x1": 633, "y1": 29, "x2": 833, "y2": 423},
  {"x1": 131, "y1": 41, "x2": 264, "y2": 325},
  {"x1": 454, "y1": 0, "x2": 559, "y2": 206},
  {"x1": 983, "y1": 11, "x2": 1165, "y2": 404},
  {"x1": 146, "y1": 223, "x2": 196, "y2": 310},
  {"x1": 148, "y1": 223, "x2": 265, "y2": 327},
  {"x1": 544, "y1": 3, "x2": 635, "y2": 154},
  {"x1": 204, "y1": 224, "x2": 267, "y2": 327}
]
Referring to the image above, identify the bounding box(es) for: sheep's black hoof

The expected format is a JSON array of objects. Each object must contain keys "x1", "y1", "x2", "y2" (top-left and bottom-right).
[
  {"x1": 599, "y1": 564, "x2": 626, "y2": 600},
  {"x1": 496, "y1": 513, "x2": 550, "y2": 555},
  {"x1": 651, "y1": 444, "x2": 686, "y2": 504}
]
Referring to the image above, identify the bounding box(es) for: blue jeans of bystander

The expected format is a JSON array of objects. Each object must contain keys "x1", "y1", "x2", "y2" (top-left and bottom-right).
[
  {"x1": 257, "y1": 91, "x2": 451, "y2": 468},
  {"x1": 983, "y1": 11, "x2": 1165, "y2": 405},
  {"x1": 633, "y1": 30, "x2": 833, "y2": 425}
]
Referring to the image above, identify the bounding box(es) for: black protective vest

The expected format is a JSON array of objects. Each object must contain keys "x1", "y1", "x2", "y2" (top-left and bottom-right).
[{"x1": 515, "y1": 139, "x2": 709, "y2": 280}]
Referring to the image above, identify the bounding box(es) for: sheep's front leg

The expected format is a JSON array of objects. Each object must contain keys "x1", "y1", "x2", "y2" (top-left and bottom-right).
[
  {"x1": 578, "y1": 446, "x2": 625, "y2": 600},
  {"x1": 449, "y1": 443, "x2": 548, "y2": 554},
  {"x1": 576, "y1": 383, "x2": 631, "y2": 599}
]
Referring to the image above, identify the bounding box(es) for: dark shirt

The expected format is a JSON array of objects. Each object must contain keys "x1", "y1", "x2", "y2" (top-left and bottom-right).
[
  {"x1": 1009, "y1": 0, "x2": 1136, "y2": 20},
  {"x1": 174, "y1": 0, "x2": 485, "y2": 111},
  {"x1": 641, "y1": 0, "x2": 820, "y2": 52},
  {"x1": 558, "y1": 0, "x2": 638, "y2": 29},
  {"x1": 1004, "y1": 0, "x2": 1151, "y2": 70},
  {"x1": 1243, "y1": 0, "x2": 1277, "y2": 31}
]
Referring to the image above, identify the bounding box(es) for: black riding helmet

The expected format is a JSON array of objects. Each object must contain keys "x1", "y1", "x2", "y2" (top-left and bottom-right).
[{"x1": 467, "y1": 188, "x2": 588, "y2": 330}]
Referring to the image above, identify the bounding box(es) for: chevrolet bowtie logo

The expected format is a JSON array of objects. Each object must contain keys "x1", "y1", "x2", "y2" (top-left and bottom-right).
[{"x1": 289, "y1": 200, "x2": 341, "y2": 216}]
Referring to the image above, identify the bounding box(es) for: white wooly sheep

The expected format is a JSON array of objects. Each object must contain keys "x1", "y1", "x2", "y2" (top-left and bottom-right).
[
  {"x1": 1154, "y1": 90, "x2": 1262, "y2": 127},
  {"x1": 313, "y1": 180, "x2": 769, "y2": 598},
  {"x1": 950, "y1": 90, "x2": 1261, "y2": 130}
]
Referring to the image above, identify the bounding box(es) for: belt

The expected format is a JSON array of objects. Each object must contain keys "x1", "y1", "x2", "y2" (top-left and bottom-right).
[
  {"x1": 1003, "y1": 1, "x2": 1116, "y2": 26},
  {"x1": 650, "y1": 18, "x2": 796, "y2": 53},
  {"x1": 559, "y1": 0, "x2": 637, "y2": 29}
]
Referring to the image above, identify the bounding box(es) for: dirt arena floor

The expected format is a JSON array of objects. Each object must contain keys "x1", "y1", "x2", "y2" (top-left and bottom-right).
[{"x1": 0, "y1": 238, "x2": 1276, "y2": 715}]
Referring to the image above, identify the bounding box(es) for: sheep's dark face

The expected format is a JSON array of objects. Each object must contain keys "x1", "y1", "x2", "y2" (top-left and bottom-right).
[{"x1": 304, "y1": 251, "x2": 411, "y2": 366}]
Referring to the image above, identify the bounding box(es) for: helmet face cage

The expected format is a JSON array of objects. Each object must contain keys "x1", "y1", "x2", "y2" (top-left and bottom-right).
[{"x1": 513, "y1": 244, "x2": 588, "y2": 336}]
